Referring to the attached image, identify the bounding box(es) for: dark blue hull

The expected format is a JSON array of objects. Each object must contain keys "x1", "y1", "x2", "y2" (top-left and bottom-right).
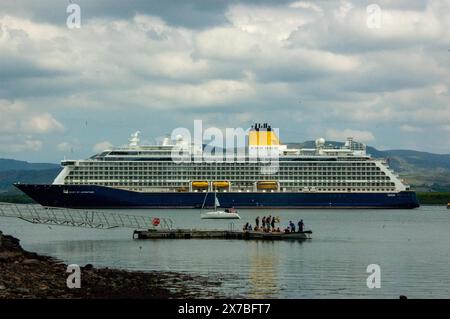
[{"x1": 14, "y1": 184, "x2": 420, "y2": 209}]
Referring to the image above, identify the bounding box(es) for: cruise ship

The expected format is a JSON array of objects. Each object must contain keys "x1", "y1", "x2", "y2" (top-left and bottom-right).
[{"x1": 15, "y1": 123, "x2": 419, "y2": 209}]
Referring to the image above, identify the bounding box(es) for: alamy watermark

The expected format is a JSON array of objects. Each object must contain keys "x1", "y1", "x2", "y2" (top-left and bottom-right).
[
  {"x1": 66, "y1": 2, "x2": 81, "y2": 29},
  {"x1": 366, "y1": 264, "x2": 381, "y2": 289},
  {"x1": 66, "y1": 264, "x2": 81, "y2": 288},
  {"x1": 169, "y1": 120, "x2": 280, "y2": 174},
  {"x1": 366, "y1": 4, "x2": 382, "y2": 29}
]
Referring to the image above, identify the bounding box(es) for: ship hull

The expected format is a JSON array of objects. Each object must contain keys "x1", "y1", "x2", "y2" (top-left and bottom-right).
[{"x1": 14, "y1": 184, "x2": 420, "y2": 209}]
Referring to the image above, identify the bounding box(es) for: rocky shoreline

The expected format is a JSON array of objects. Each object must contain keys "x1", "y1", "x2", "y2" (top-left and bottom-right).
[{"x1": 0, "y1": 230, "x2": 222, "y2": 299}]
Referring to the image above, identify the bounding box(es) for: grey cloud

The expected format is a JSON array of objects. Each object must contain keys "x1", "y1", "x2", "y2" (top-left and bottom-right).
[
  {"x1": 1, "y1": 0, "x2": 292, "y2": 29},
  {"x1": 0, "y1": 55, "x2": 64, "y2": 81},
  {"x1": 339, "y1": 68, "x2": 439, "y2": 93}
]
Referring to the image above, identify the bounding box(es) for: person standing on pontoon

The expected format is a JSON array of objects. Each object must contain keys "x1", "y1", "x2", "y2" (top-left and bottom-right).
[
  {"x1": 289, "y1": 221, "x2": 296, "y2": 232},
  {"x1": 266, "y1": 215, "x2": 272, "y2": 231},
  {"x1": 270, "y1": 216, "x2": 275, "y2": 231},
  {"x1": 262, "y1": 216, "x2": 266, "y2": 229},
  {"x1": 255, "y1": 216, "x2": 260, "y2": 229},
  {"x1": 298, "y1": 220, "x2": 304, "y2": 232}
]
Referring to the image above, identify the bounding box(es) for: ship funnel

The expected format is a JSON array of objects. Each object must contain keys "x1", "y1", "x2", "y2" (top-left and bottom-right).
[{"x1": 248, "y1": 123, "x2": 280, "y2": 146}]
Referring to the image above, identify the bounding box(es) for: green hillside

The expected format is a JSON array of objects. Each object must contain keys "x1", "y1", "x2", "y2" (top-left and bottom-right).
[
  {"x1": 0, "y1": 159, "x2": 59, "y2": 172},
  {"x1": 416, "y1": 192, "x2": 450, "y2": 205}
]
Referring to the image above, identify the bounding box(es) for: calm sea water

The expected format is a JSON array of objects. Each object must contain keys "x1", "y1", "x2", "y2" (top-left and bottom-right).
[{"x1": 1, "y1": 205, "x2": 449, "y2": 298}]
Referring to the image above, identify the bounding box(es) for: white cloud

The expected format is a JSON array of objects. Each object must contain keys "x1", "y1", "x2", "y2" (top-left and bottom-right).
[
  {"x1": 289, "y1": 1, "x2": 323, "y2": 13},
  {"x1": 93, "y1": 141, "x2": 113, "y2": 153},
  {"x1": 10, "y1": 140, "x2": 43, "y2": 152},
  {"x1": 326, "y1": 128, "x2": 375, "y2": 142},
  {"x1": 22, "y1": 113, "x2": 64, "y2": 134},
  {"x1": 57, "y1": 140, "x2": 81, "y2": 152},
  {"x1": 0, "y1": 99, "x2": 26, "y2": 133},
  {"x1": 136, "y1": 79, "x2": 255, "y2": 108},
  {"x1": 0, "y1": 100, "x2": 64, "y2": 134},
  {"x1": 0, "y1": 137, "x2": 42, "y2": 153},
  {"x1": 333, "y1": 1, "x2": 354, "y2": 21},
  {"x1": 0, "y1": 100, "x2": 64, "y2": 155}
]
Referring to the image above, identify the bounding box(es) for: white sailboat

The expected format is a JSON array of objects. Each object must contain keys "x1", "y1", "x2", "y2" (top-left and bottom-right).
[{"x1": 200, "y1": 192, "x2": 240, "y2": 219}]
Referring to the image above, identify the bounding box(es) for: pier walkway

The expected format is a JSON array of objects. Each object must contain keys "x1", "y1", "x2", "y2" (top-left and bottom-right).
[
  {"x1": 0, "y1": 202, "x2": 312, "y2": 241},
  {"x1": 0, "y1": 203, "x2": 173, "y2": 230},
  {"x1": 133, "y1": 229, "x2": 312, "y2": 240}
]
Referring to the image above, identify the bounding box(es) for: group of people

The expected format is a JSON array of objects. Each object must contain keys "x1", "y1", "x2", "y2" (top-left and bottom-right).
[
  {"x1": 243, "y1": 215, "x2": 278, "y2": 232},
  {"x1": 243, "y1": 216, "x2": 305, "y2": 233},
  {"x1": 286, "y1": 220, "x2": 304, "y2": 233}
]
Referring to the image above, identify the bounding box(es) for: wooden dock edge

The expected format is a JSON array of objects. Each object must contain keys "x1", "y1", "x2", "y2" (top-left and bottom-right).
[{"x1": 133, "y1": 229, "x2": 312, "y2": 240}]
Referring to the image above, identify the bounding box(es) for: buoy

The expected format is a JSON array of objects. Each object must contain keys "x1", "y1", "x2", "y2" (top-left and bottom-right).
[{"x1": 152, "y1": 218, "x2": 161, "y2": 226}]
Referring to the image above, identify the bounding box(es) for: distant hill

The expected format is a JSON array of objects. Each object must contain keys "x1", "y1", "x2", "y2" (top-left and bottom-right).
[
  {"x1": 1, "y1": 141, "x2": 449, "y2": 195},
  {"x1": 0, "y1": 159, "x2": 60, "y2": 172},
  {"x1": 0, "y1": 159, "x2": 60, "y2": 194},
  {"x1": 0, "y1": 169, "x2": 61, "y2": 192}
]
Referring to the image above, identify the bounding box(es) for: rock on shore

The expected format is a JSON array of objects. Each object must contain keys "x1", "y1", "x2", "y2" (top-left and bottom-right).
[{"x1": 0, "y1": 230, "x2": 221, "y2": 299}]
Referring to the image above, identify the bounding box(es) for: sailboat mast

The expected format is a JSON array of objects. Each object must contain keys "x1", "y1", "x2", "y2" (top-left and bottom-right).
[{"x1": 214, "y1": 161, "x2": 217, "y2": 211}]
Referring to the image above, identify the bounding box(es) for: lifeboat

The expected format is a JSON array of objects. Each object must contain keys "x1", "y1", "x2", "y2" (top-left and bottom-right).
[
  {"x1": 256, "y1": 181, "x2": 278, "y2": 190},
  {"x1": 212, "y1": 181, "x2": 229, "y2": 188},
  {"x1": 192, "y1": 181, "x2": 208, "y2": 189}
]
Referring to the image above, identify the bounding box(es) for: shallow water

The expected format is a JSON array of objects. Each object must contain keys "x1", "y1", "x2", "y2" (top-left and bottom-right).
[{"x1": 1, "y1": 206, "x2": 449, "y2": 298}]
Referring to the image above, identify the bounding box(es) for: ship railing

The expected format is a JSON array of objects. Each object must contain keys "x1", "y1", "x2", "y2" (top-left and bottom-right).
[{"x1": 0, "y1": 203, "x2": 173, "y2": 230}]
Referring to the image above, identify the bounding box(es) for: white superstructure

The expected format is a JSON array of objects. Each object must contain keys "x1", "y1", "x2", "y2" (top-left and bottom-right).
[{"x1": 54, "y1": 124, "x2": 410, "y2": 194}]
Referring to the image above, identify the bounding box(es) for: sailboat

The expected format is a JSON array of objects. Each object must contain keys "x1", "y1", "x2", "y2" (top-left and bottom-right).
[{"x1": 200, "y1": 192, "x2": 240, "y2": 219}]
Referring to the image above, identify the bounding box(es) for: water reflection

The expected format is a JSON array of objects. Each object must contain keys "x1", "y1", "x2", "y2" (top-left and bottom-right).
[{"x1": 246, "y1": 242, "x2": 278, "y2": 298}]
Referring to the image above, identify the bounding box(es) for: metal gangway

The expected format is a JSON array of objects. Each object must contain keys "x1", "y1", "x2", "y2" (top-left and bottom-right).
[{"x1": 0, "y1": 202, "x2": 174, "y2": 230}]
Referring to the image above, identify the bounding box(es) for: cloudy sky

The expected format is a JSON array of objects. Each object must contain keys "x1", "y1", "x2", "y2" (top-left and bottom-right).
[{"x1": 0, "y1": 0, "x2": 449, "y2": 162}]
